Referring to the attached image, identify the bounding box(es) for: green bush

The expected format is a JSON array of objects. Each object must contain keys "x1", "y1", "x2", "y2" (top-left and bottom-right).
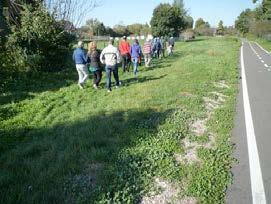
[{"x1": 3, "y1": 4, "x2": 75, "y2": 73}]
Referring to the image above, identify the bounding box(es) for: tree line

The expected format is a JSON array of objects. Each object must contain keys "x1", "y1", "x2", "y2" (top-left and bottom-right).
[
  {"x1": 235, "y1": 0, "x2": 271, "y2": 37},
  {"x1": 78, "y1": 0, "x2": 194, "y2": 38},
  {"x1": 78, "y1": 20, "x2": 152, "y2": 39}
]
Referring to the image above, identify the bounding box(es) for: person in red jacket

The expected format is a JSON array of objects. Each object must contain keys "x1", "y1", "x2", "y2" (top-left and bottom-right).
[{"x1": 119, "y1": 36, "x2": 131, "y2": 72}]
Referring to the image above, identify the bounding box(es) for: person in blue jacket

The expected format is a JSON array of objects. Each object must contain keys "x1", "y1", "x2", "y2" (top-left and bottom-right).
[
  {"x1": 130, "y1": 39, "x2": 142, "y2": 77},
  {"x1": 73, "y1": 41, "x2": 89, "y2": 89}
]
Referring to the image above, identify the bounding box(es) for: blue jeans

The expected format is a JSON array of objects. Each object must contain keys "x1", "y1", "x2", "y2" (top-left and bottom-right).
[
  {"x1": 105, "y1": 65, "x2": 119, "y2": 90},
  {"x1": 132, "y1": 58, "x2": 138, "y2": 75}
]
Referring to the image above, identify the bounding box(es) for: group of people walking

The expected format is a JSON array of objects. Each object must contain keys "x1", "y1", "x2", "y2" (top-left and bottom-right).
[{"x1": 72, "y1": 36, "x2": 175, "y2": 92}]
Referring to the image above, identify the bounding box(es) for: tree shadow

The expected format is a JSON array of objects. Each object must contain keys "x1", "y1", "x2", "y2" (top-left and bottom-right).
[
  {"x1": 120, "y1": 74, "x2": 167, "y2": 87},
  {"x1": 183, "y1": 38, "x2": 206, "y2": 43},
  {"x1": 0, "y1": 108, "x2": 172, "y2": 204},
  {"x1": 0, "y1": 46, "x2": 184, "y2": 106},
  {"x1": 0, "y1": 69, "x2": 77, "y2": 106},
  {"x1": 139, "y1": 50, "x2": 183, "y2": 72}
]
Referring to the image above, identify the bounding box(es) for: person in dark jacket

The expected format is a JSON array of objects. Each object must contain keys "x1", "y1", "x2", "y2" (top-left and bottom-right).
[
  {"x1": 88, "y1": 41, "x2": 102, "y2": 89},
  {"x1": 155, "y1": 37, "x2": 162, "y2": 59},
  {"x1": 73, "y1": 41, "x2": 89, "y2": 89}
]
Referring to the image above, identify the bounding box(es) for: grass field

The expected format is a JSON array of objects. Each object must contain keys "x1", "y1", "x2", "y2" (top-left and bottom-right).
[{"x1": 0, "y1": 37, "x2": 240, "y2": 203}]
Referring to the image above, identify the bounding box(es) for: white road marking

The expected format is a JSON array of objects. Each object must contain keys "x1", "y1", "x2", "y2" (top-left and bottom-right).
[
  {"x1": 241, "y1": 44, "x2": 266, "y2": 204},
  {"x1": 268, "y1": 69, "x2": 271, "y2": 72},
  {"x1": 249, "y1": 43, "x2": 264, "y2": 62},
  {"x1": 254, "y1": 42, "x2": 271, "y2": 54},
  {"x1": 264, "y1": 64, "x2": 268, "y2": 68}
]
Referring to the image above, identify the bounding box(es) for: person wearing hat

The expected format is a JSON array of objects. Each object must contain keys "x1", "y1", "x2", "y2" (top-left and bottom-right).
[
  {"x1": 100, "y1": 39, "x2": 121, "y2": 92},
  {"x1": 119, "y1": 36, "x2": 131, "y2": 72}
]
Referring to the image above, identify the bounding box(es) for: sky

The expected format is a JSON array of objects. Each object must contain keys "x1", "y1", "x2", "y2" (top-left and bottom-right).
[{"x1": 82, "y1": 0, "x2": 258, "y2": 28}]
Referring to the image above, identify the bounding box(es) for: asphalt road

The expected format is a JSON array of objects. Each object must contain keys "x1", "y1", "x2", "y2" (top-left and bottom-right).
[{"x1": 227, "y1": 41, "x2": 271, "y2": 204}]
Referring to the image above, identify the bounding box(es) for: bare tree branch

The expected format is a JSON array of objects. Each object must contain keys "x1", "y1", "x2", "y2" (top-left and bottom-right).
[{"x1": 44, "y1": 0, "x2": 102, "y2": 27}]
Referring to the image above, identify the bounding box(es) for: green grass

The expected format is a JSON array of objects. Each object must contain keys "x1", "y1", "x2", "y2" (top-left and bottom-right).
[
  {"x1": 248, "y1": 36, "x2": 271, "y2": 52},
  {"x1": 0, "y1": 37, "x2": 240, "y2": 203},
  {"x1": 255, "y1": 38, "x2": 271, "y2": 52}
]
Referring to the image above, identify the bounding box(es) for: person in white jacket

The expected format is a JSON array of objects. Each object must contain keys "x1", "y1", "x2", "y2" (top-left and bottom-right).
[{"x1": 100, "y1": 39, "x2": 121, "y2": 92}]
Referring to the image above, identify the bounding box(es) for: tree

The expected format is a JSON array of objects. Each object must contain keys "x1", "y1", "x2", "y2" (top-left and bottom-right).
[
  {"x1": 150, "y1": 3, "x2": 185, "y2": 37},
  {"x1": 253, "y1": 0, "x2": 271, "y2": 20},
  {"x1": 173, "y1": 0, "x2": 184, "y2": 12},
  {"x1": 113, "y1": 23, "x2": 129, "y2": 37},
  {"x1": 140, "y1": 23, "x2": 151, "y2": 35},
  {"x1": 194, "y1": 18, "x2": 211, "y2": 36},
  {"x1": 127, "y1": 23, "x2": 151, "y2": 36},
  {"x1": 216, "y1": 20, "x2": 225, "y2": 35},
  {"x1": 185, "y1": 15, "x2": 194, "y2": 29},
  {"x1": 195, "y1": 18, "x2": 208, "y2": 29},
  {"x1": 224, "y1": 26, "x2": 238, "y2": 35},
  {"x1": 127, "y1": 23, "x2": 143, "y2": 36},
  {"x1": 235, "y1": 9, "x2": 254, "y2": 35},
  {"x1": 85, "y1": 18, "x2": 106, "y2": 36},
  {"x1": 0, "y1": 1, "x2": 9, "y2": 39},
  {"x1": 5, "y1": 4, "x2": 75, "y2": 72},
  {"x1": 2, "y1": 0, "x2": 43, "y2": 27},
  {"x1": 44, "y1": 0, "x2": 100, "y2": 27}
]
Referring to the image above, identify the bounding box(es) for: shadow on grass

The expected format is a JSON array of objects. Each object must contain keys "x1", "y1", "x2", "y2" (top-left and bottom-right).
[
  {"x1": 0, "y1": 47, "x2": 184, "y2": 107},
  {"x1": 182, "y1": 38, "x2": 206, "y2": 43},
  {"x1": 121, "y1": 74, "x2": 167, "y2": 87},
  {"x1": 0, "y1": 69, "x2": 78, "y2": 106},
  {"x1": 0, "y1": 108, "x2": 172, "y2": 204}
]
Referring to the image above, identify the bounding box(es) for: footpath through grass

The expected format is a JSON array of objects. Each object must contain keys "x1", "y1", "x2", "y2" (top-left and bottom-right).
[{"x1": 0, "y1": 37, "x2": 240, "y2": 203}]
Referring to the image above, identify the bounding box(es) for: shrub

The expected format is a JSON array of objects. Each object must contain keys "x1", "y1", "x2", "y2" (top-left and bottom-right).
[
  {"x1": 4, "y1": 4, "x2": 75, "y2": 73},
  {"x1": 181, "y1": 29, "x2": 196, "y2": 41},
  {"x1": 195, "y1": 27, "x2": 215, "y2": 36}
]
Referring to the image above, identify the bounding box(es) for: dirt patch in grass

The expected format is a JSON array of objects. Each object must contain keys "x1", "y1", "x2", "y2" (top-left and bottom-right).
[
  {"x1": 141, "y1": 178, "x2": 197, "y2": 204},
  {"x1": 207, "y1": 50, "x2": 224, "y2": 57},
  {"x1": 179, "y1": 197, "x2": 198, "y2": 204},
  {"x1": 64, "y1": 163, "x2": 103, "y2": 204},
  {"x1": 175, "y1": 148, "x2": 200, "y2": 164},
  {"x1": 180, "y1": 90, "x2": 227, "y2": 164},
  {"x1": 141, "y1": 178, "x2": 179, "y2": 204},
  {"x1": 204, "y1": 133, "x2": 216, "y2": 149},
  {"x1": 203, "y1": 97, "x2": 220, "y2": 111},
  {"x1": 190, "y1": 118, "x2": 208, "y2": 136},
  {"x1": 180, "y1": 92, "x2": 195, "y2": 98},
  {"x1": 210, "y1": 92, "x2": 227, "y2": 103},
  {"x1": 214, "y1": 81, "x2": 230, "y2": 89}
]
